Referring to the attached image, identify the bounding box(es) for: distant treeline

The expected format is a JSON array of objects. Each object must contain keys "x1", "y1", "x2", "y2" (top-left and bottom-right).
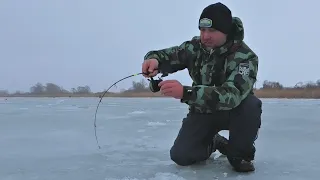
[
  {"x1": 254, "y1": 79, "x2": 320, "y2": 99},
  {"x1": 0, "y1": 79, "x2": 151, "y2": 97},
  {"x1": 1, "y1": 79, "x2": 320, "y2": 98},
  {"x1": 260, "y1": 80, "x2": 320, "y2": 89}
]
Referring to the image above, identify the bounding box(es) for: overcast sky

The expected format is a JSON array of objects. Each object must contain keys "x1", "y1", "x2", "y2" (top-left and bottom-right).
[{"x1": 0, "y1": 0, "x2": 319, "y2": 92}]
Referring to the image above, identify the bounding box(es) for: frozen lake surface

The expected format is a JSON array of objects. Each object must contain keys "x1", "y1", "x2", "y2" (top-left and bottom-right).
[{"x1": 0, "y1": 97, "x2": 320, "y2": 180}]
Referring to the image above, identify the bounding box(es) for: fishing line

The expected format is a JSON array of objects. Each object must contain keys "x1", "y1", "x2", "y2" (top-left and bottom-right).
[{"x1": 93, "y1": 71, "x2": 160, "y2": 149}]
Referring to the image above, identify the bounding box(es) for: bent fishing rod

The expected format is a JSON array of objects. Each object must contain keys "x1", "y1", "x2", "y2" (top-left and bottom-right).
[{"x1": 93, "y1": 71, "x2": 163, "y2": 149}]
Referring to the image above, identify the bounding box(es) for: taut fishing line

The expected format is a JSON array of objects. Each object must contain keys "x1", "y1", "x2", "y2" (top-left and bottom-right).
[{"x1": 93, "y1": 71, "x2": 162, "y2": 149}]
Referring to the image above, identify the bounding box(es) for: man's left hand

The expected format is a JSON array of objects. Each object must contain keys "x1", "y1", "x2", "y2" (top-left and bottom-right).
[{"x1": 158, "y1": 80, "x2": 183, "y2": 99}]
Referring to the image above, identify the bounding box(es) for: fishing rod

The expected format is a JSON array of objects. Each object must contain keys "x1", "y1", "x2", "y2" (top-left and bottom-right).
[{"x1": 93, "y1": 71, "x2": 163, "y2": 149}]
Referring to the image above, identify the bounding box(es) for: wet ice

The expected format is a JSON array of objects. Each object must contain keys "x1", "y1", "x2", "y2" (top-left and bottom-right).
[{"x1": 0, "y1": 97, "x2": 319, "y2": 180}]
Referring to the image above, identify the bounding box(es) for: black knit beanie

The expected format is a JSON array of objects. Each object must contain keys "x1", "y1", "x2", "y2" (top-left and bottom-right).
[{"x1": 199, "y1": 2, "x2": 233, "y2": 34}]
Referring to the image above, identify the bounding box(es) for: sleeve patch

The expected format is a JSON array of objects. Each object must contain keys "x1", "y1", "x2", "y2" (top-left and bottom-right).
[{"x1": 238, "y1": 63, "x2": 250, "y2": 76}]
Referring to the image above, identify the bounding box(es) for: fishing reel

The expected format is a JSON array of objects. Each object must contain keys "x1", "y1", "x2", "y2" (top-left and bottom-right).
[
  {"x1": 148, "y1": 76, "x2": 163, "y2": 93},
  {"x1": 145, "y1": 69, "x2": 168, "y2": 93}
]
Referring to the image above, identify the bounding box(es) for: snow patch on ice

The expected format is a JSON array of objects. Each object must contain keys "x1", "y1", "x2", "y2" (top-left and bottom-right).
[
  {"x1": 129, "y1": 111, "x2": 146, "y2": 114},
  {"x1": 147, "y1": 122, "x2": 166, "y2": 126},
  {"x1": 105, "y1": 172, "x2": 186, "y2": 180},
  {"x1": 150, "y1": 173, "x2": 186, "y2": 180}
]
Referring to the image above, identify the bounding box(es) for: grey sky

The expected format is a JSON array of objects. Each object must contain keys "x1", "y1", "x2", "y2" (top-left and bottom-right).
[{"x1": 0, "y1": 0, "x2": 319, "y2": 93}]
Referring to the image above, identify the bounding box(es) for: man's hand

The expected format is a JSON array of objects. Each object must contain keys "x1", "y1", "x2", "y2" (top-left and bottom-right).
[
  {"x1": 158, "y1": 80, "x2": 183, "y2": 99},
  {"x1": 142, "y1": 59, "x2": 159, "y2": 77}
]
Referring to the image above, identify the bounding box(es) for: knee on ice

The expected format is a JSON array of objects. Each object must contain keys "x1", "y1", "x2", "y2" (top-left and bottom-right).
[{"x1": 170, "y1": 147, "x2": 195, "y2": 166}]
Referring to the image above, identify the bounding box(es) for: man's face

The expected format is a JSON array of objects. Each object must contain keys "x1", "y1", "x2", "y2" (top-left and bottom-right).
[{"x1": 200, "y1": 28, "x2": 227, "y2": 49}]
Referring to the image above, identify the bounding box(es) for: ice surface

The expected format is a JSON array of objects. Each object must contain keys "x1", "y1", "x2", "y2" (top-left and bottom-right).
[{"x1": 0, "y1": 97, "x2": 320, "y2": 180}]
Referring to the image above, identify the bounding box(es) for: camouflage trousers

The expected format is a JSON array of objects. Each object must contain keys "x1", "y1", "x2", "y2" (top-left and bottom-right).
[{"x1": 169, "y1": 94, "x2": 262, "y2": 166}]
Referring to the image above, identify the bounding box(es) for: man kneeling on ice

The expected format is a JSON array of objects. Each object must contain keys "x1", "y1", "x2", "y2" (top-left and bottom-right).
[{"x1": 142, "y1": 2, "x2": 262, "y2": 172}]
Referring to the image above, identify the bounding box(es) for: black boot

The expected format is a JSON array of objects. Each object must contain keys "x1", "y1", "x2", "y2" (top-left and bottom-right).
[
  {"x1": 228, "y1": 146, "x2": 256, "y2": 172},
  {"x1": 213, "y1": 134, "x2": 256, "y2": 172},
  {"x1": 212, "y1": 134, "x2": 228, "y2": 155},
  {"x1": 228, "y1": 157, "x2": 255, "y2": 172}
]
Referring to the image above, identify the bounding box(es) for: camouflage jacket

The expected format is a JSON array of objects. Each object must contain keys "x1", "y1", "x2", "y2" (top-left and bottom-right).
[{"x1": 144, "y1": 17, "x2": 258, "y2": 113}]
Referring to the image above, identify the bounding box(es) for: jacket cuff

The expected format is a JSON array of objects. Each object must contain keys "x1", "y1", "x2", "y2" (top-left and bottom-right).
[{"x1": 181, "y1": 86, "x2": 195, "y2": 103}]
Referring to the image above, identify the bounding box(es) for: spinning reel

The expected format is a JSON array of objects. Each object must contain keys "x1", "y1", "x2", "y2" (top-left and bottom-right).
[{"x1": 148, "y1": 76, "x2": 163, "y2": 93}]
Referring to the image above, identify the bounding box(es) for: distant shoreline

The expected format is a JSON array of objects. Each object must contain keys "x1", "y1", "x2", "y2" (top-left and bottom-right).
[{"x1": 1, "y1": 89, "x2": 320, "y2": 99}]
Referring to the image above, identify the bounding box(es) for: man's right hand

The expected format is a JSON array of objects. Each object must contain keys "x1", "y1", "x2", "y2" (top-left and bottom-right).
[{"x1": 142, "y1": 59, "x2": 159, "y2": 77}]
